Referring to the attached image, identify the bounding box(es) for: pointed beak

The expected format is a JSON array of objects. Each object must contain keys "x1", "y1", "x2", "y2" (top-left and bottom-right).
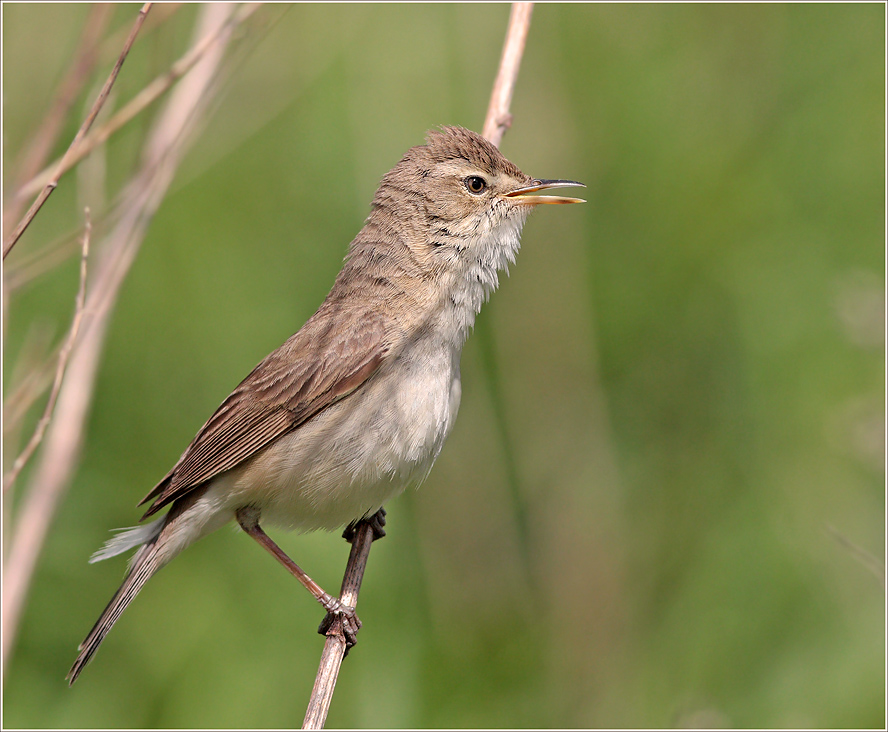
[{"x1": 505, "y1": 179, "x2": 586, "y2": 205}]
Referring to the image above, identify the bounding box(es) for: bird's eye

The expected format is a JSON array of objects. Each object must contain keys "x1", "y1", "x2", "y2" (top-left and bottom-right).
[{"x1": 465, "y1": 176, "x2": 487, "y2": 194}]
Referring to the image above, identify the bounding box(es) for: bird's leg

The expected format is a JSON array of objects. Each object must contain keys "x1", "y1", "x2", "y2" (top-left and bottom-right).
[{"x1": 235, "y1": 506, "x2": 361, "y2": 643}]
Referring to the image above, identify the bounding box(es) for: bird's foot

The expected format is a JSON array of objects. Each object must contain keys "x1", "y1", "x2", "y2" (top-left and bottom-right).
[
  {"x1": 342, "y1": 507, "x2": 387, "y2": 543},
  {"x1": 318, "y1": 601, "x2": 362, "y2": 650}
]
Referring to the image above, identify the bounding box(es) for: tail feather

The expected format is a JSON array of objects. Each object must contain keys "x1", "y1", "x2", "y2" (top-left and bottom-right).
[
  {"x1": 89, "y1": 517, "x2": 165, "y2": 565},
  {"x1": 67, "y1": 530, "x2": 163, "y2": 685}
]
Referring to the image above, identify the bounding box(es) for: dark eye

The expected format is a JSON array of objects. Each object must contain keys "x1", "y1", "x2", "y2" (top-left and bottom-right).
[{"x1": 465, "y1": 176, "x2": 487, "y2": 194}]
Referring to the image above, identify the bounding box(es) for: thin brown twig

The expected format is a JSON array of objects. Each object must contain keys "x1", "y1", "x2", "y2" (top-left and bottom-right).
[
  {"x1": 303, "y1": 518, "x2": 380, "y2": 730},
  {"x1": 3, "y1": 212, "x2": 91, "y2": 494},
  {"x1": 300, "y1": 4, "x2": 536, "y2": 727},
  {"x1": 1, "y1": 3, "x2": 239, "y2": 677},
  {"x1": 2, "y1": 3, "x2": 153, "y2": 261},
  {"x1": 3, "y1": 5, "x2": 113, "y2": 241},
  {"x1": 12, "y1": 3, "x2": 262, "y2": 207},
  {"x1": 482, "y1": 2, "x2": 534, "y2": 149}
]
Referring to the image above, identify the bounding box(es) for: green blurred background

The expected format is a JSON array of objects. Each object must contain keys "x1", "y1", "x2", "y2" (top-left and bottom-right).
[{"x1": 3, "y1": 3, "x2": 884, "y2": 728}]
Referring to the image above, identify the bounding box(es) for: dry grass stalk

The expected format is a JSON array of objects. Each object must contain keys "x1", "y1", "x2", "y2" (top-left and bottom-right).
[
  {"x1": 4, "y1": 212, "x2": 91, "y2": 493},
  {"x1": 482, "y1": 2, "x2": 534, "y2": 147},
  {"x1": 11, "y1": 3, "x2": 262, "y2": 208},
  {"x1": 3, "y1": 5, "x2": 114, "y2": 241},
  {"x1": 3, "y1": 3, "x2": 153, "y2": 260},
  {"x1": 1, "y1": 2, "x2": 241, "y2": 677}
]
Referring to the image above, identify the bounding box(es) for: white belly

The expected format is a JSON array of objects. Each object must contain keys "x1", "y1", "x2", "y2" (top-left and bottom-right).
[{"x1": 202, "y1": 341, "x2": 462, "y2": 532}]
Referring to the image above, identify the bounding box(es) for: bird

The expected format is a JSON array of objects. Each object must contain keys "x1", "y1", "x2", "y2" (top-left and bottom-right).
[{"x1": 67, "y1": 125, "x2": 584, "y2": 684}]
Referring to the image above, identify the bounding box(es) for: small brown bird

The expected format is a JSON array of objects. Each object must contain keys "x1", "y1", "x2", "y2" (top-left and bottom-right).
[{"x1": 68, "y1": 126, "x2": 584, "y2": 683}]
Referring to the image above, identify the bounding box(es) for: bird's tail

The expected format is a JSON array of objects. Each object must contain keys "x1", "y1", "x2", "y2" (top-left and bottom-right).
[{"x1": 67, "y1": 518, "x2": 166, "y2": 685}]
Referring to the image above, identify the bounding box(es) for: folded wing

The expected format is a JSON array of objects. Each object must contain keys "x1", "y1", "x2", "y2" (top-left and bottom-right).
[{"x1": 139, "y1": 306, "x2": 389, "y2": 518}]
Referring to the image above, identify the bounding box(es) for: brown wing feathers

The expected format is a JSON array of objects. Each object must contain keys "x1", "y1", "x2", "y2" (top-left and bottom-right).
[{"x1": 139, "y1": 309, "x2": 388, "y2": 518}]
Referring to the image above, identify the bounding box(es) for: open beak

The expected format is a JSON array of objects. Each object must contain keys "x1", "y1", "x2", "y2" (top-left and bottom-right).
[{"x1": 505, "y1": 179, "x2": 586, "y2": 205}]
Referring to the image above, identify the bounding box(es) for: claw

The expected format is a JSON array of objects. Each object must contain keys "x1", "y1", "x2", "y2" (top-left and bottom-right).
[
  {"x1": 343, "y1": 507, "x2": 387, "y2": 543},
  {"x1": 318, "y1": 605, "x2": 362, "y2": 652}
]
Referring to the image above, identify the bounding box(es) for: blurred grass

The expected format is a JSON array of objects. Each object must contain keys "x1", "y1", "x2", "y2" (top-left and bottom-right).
[{"x1": 3, "y1": 3, "x2": 884, "y2": 729}]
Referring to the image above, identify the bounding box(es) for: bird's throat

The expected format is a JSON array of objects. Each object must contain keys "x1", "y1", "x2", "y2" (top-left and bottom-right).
[{"x1": 440, "y1": 217, "x2": 526, "y2": 348}]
